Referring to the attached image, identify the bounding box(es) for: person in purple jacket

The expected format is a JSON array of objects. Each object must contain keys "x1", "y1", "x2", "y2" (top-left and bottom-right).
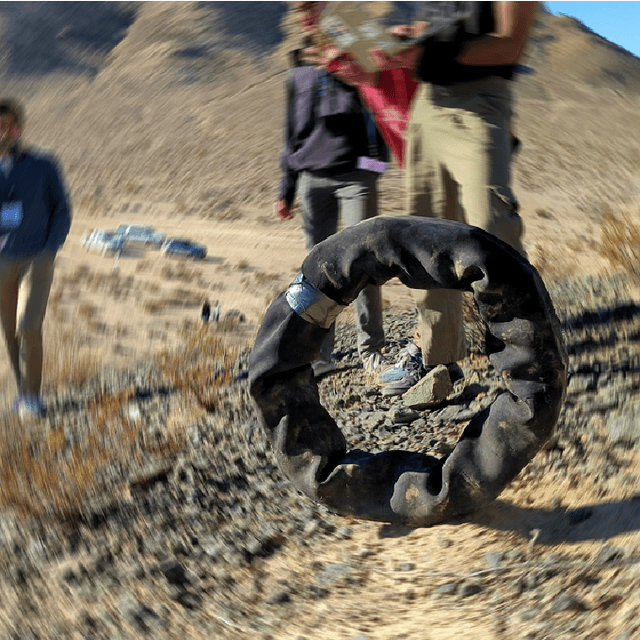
[
  {"x1": 274, "y1": 3, "x2": 388, "y2": 377},
  {"x1": 0, "y1": 98, "x2": 72, "y2": 418}
]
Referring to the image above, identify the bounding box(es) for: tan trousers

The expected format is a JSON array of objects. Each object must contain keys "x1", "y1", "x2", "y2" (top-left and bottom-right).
[
  {"x1": 405, "y1": 77, "x2": 524, "y2": 366},
  {"x1": 0, "y1": 252, "x2": 55, "y2": 395}
]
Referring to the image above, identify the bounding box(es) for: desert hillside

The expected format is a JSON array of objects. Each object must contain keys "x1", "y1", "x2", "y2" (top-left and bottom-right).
[{"x1": 0, "y1": 3, "x2": 639, "y2": 639}]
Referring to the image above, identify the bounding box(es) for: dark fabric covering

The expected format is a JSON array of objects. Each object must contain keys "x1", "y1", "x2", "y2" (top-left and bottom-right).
[{"x1": 249, "y1": 217, "x2": 567, "y2": 526}]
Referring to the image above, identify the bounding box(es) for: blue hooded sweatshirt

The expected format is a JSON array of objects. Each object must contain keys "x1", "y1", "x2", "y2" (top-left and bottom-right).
[{"x1": 0, "y1": 145, "x2": 71, "y2": 257}]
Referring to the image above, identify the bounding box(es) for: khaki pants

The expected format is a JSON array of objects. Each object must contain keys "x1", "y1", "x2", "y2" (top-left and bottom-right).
[
  {"x1": 405, "y1": 77, "x2": 524, "y2": 366},
  {"x1": 0, "y1": 252, "x2": 55, "y2": 395}
]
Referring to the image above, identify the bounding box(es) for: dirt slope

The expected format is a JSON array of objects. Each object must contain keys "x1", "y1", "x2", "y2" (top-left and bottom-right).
[{"x1": 0, "y1": 3, "x2": 639, "y2": 639}]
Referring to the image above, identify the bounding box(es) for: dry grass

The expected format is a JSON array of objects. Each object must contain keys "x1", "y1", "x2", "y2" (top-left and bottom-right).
[
  {"x1": 0, "y1": 323, "x2": 240, "y2": 519},
  {"x1": 0, "y1": 385, "x2": 186, "y2": 519},
  {"x1": 160, "y1": 262, "x2": 202, "y2": 283},
  {"x1": 253, "y1": 270, "x2": 281, "y2": 286},
  {"x1": 155, "y1": 326, "x2": 240, "y2": 412},
  {"x1": 77, "y1": 302, "x2": 99, "y2": 320},
  {"x1": 528, "y1": 242, "x2": 579, "y2": 283},
  {"x1": 217, "y1": 204, "x2": 243, "y2": 222},
  {"x1": 42, "y1": 322, "x2": 104, "y2": 390},
  {"x1": 236, "y1": 258, "x2": 251, "y2": 270},
  {"x1": 142, "y1": 299, "x2": 166, "y2": 315},
  {"x1": 599, "y1": 209, "x2": 640, "y2": 278}
]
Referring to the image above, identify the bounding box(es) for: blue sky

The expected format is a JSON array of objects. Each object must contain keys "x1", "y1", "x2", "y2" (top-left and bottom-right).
[{"x1": 546, "y1": 2, "x2": 640, "y2": 58}]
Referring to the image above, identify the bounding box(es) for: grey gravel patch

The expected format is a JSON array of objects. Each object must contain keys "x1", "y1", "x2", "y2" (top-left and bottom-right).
[{"x1": 0, "y1": 274, "x2": 639, "y2": 638}]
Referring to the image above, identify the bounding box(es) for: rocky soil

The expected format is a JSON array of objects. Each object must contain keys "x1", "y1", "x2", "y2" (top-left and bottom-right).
[
  {"x1": 0, "y1": 272, "x2": 639, "y2": 640},
  {"x1": 0, "y1": 3, "x2": 639, "y2": 639}
]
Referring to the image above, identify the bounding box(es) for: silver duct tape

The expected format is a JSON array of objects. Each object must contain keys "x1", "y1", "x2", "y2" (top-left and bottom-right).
[{"x1": 285, "y1": 272, "x2": 346, "y2": 329}]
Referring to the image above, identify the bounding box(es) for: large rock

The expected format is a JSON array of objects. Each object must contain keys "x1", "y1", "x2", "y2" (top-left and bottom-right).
[{"x1": 403, "y1": 365, "x2": 453, "y2": 409}]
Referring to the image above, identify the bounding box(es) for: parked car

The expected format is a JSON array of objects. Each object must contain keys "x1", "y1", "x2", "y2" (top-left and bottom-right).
[
  {"x1": 114, "y1": 224, "x2": 166, "y2": 248},
  {"x1": 81, "y1": 229, "x2": 125, "y2": 255},
  {"x1": 161, "y1": 238, "x2": 207, "y2": 260}
]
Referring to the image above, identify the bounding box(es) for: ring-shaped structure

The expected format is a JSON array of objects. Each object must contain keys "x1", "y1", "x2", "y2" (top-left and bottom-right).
[{"x1": 249, "y1": 217, "x2": 567, "y2": 526}]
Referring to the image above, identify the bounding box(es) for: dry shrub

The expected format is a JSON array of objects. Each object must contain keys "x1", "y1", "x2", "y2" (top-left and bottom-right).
[
  {"x1": 0, "y1": 385, "x2": 186, "y2": 519},
  {"x1": 600, "y1": 210, "x2": 640, "y2": 278},
  {"x1": 77, "y1": 302, "x2": 99, "y2": 320},
  {"x1": 160, "y1": 262, "x2": 201, "y2": 283},
  {"x1": 148, "y1": 287, "x2": 203, "y2": 311},
  {"x1": 115, "y1": 323, "x2": 129, "y2": 338},
  {"x1": 135, "y1": 259, "x2": 153, "y2": 273},
  {"x1": 237, "y1": 259, "x2": 250, "y2": 270},
  {"x1": 142, "y1": 299, "x2": 166, "y2": 314},
  {"x1": 87, "y1": 319, "x2": 109, "y2": 334},
  {"x1": 43, "y1": 323, "x2": 103, "y2": 389},
  {"x1": 62, "y1": 263, "x2": 92, "y2": 285},
  {"x1": 528, "y1": 242, "x2": 577, "y2": 282},
  {"x1": 48, "y1": 289, "x2": 64, "y2": 310},
  {"x1": 253, "y1": 271, "x2": 281, "y2": 286},
  {"x1": 462, "y1": 292, "x2": 486, "y2": 356},
  {"x1": 156, "y1": 326, "x2": 239, "y2": 412},
  {"x1": 217, "y1": 205, "x2": 243, "y2": 222},
  {"x1": 0, "y1": 317, "x2": 242, "y2": 518}
]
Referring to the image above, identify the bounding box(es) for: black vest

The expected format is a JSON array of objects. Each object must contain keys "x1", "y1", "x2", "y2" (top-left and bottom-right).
[{"x1": 416, "y1": 2, "x2": 515, "y2": 86}]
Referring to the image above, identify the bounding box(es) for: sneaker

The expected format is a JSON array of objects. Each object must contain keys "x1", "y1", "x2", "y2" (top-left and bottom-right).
[
  {"x1": 381, "y1": 365, "x2": 426, "y2": 396},
  {"x1": 378, "y1": 342, "x2": 423, "y2": 383},
  {"x1": 362, "y1": 351, "x2": 389, "y2": 373},
  {"x1": 13, "y1": 393, "x2": 46, "y2": 419},
  {"x1": 382, "y1": 361, "x2": 464, "y2": 397},
  {"x1": 312, "y1": 360, "x2": 337, "y2": 377}
]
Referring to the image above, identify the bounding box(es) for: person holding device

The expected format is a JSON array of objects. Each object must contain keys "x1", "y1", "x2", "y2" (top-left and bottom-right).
[
  {"x1": 313, "y1": 1, "x2": 537, "y2": 395},
  {"x1": 274, "y1": 2, "x2": 390, "y2": 377}
]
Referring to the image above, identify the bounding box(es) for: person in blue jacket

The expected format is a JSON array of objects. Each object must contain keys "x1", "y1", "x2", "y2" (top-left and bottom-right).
[{"x1": 0, "y1": 98, "x2": 72, "y2": 418}]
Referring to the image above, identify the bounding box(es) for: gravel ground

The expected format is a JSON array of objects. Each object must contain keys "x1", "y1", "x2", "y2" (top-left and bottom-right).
[{"x1": 0, "y1": 273, "x2": 639, "y2": 639}]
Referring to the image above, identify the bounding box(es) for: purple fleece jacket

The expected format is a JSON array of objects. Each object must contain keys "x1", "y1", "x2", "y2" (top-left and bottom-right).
[{"x1": 278, "y1": 65, "x2": 370, "y2": 206}]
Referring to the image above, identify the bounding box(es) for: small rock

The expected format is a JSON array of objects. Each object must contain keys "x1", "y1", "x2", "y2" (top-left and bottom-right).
[
  {"x1": 159, "y1": 560, "x2": 190, "y2": 587},
  {"x1": 390, "y1": 407, "x2": 420, "y2": 424},
  {"x1": 459, "y1": 582, "x2": 482, "y2": 597},
  {"x1": 335, "y1": 526, "x2": 353, "y2": 540},
  {"x1": 594, "y1": 545, "x2": 625, "y2": 565},
  {"x1": 436, "y1": 582, "x2": 457, "y2": 595},
  {"x1": 549, "y1": 496, "x2": 563, "y2": 510},
  {"x1": 549, "y1": 593, "x2": 585, "y2": 613},
  {"x1": 265, "y1": 590, "x2": 291, "y2": 605},
  {"x1": 316, "y1": 563, "x2": 354, "y2": 587},
  {"x1": 485, "y1": 551, "x2": 503, "y2": 569},
  {"x1": 606, "y1": 407, "x2": 640, "y2": 447}
]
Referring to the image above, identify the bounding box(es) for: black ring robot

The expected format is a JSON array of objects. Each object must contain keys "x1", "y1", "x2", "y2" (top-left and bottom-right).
[{"x1": 249, "y1": 218, "x2": 567, "y2": 526}]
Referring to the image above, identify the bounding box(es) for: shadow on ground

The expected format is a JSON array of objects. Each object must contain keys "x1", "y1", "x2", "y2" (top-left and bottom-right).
[
  {"x1": 376, "y1": 497, "x2": 640, "y2": 544},
  {"x1": 472, "y1": 497, "x2": 640, "y2": 544}
]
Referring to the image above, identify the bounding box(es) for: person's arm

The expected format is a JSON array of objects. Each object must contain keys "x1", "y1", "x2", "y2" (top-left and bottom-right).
[
  {"x1": 456, "y1": 1, "x2": 538, "y2": 66},
  {"x1": 43, "y1": 157, "x2": 72, "y2": 254},
  {"x1": 277, "y1": 75, "x2": 299, "y2": 217}
]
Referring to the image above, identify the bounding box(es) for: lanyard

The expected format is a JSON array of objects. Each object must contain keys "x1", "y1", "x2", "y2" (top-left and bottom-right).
[{"x1": 1, "y1": 182, "x2": 16, "y2": 200}]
